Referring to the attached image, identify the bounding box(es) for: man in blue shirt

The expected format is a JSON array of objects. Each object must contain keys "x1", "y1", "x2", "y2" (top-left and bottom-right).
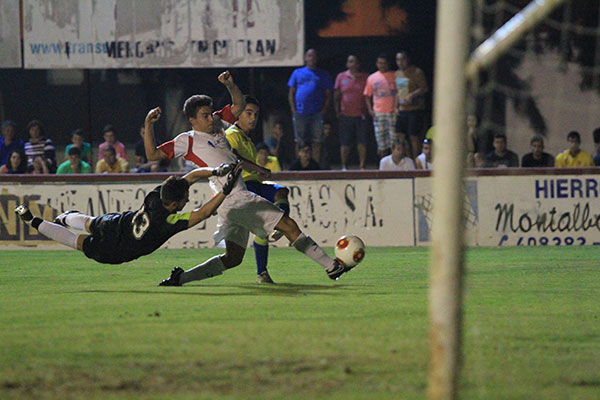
[
  {"x1": 288, "y1": 48, "x2": 333, "y2": 164},
  {"x1": 0, "y1": 120, "x2": 24, "y2": 169}
]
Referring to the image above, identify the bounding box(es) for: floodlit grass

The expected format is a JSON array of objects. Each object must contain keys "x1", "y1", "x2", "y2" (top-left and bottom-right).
[{"x1": 0, "y1": 246, "x2": 598, "y2": 399}]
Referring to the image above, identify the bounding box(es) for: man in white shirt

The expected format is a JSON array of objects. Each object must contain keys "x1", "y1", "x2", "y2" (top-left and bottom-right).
[{"x1": 379, "y1": 140, "x2": 416, "y2": 171}]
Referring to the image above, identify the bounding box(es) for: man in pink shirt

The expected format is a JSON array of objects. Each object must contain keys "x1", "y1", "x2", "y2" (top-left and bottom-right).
[
  {"x1": 334, "y1": 55, "x2": 369, "y2": 170},
  {"x1": 364, "y1": 54, "x2": 397, "y2": 159},
  {"x1": 98, "y1": 124, "x2": 127, "y2": 161}
]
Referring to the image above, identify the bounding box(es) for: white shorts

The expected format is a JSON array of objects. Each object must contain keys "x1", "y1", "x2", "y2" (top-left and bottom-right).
[{"x1": 214, "y1": 190, "x2": 284, "y2": 248}]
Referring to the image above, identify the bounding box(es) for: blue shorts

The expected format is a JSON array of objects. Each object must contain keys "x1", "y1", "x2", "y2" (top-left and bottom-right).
[{"x1": 245, "y1": 180, "x2": 287, "y2": 203}]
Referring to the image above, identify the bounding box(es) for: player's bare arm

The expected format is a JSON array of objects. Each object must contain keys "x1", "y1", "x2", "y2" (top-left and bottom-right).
[
  {"x1": 231, "y1": 149, "x2": 271, "y2": 179},
  {"x1": 187, "y1": 192, "x2": 226, "y2": 227},
  {"x1": 218, "y1": 71, "x2": 245, "y2": 118},
  {"x1": 144, "y1": 107, "x2": 169, "y2": 161},
  {"x1": 181, "y1": 163, "x2": 237, "y2": 185}
]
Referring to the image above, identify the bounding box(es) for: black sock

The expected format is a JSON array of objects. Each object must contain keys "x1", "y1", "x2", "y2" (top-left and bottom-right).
[{"x1": 31, "y1": 217, "x2": 43, "y2": 229}]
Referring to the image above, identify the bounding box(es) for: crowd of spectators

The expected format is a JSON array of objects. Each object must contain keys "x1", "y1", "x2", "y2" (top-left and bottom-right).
[{"x1": 1, "y1": 48, "x2": 599, "y2": 174}]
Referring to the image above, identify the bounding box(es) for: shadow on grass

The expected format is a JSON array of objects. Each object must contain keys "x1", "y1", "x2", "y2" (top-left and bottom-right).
[{"x1": 76, "y1": 283, "x2": 354, "y2": 297}]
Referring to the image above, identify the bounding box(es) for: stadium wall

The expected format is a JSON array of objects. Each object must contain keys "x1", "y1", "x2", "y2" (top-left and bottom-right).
[{"x1": 1, "y1": 169, "x2": 599, "y2": 250}]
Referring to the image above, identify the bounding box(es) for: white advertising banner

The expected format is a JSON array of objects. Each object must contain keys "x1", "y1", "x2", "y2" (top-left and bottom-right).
[
  {"x1": 23, "y1": 0, "x2": 304, "y2": 69},
  {"x1": 477, "y1": 175, "x2": 600, "y2": 247},
  {"x1": 0, "y1": 178, "x2": 415, "y2": 250},
  {"x1": 0, "y1": 0, "x2": 22, "y2": 68}
]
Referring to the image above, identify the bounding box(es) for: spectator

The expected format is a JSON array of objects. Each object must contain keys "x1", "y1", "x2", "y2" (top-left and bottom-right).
[
  {"x1": 133, "y1": 124, "x2": 166, "y2": 172},
  {"x1": 379, "y1": 140, "x2": 416, "y2": 171},
  {"x1": 264, "y1": 120, "x2": 289, "y2": 164},
  {"x1": 24, "y1": 120, "x2": 57, "y2": 173},
  {"x1": 288, "y1": 48, "x2": 333, "y2": 164},
  {"x1": 0, "y1": 150, "x2": 28, "y2": 174},
  {"x1": 334, "y1": 54, "x2": 369, "y2": 170},
  {"x1": 95, "y1": 145, "x2": 129, "y2": 173},
  {"x1": 555, "y1": 131, "x2": 594, "y2": 167},
  {"x1": 521, "y1": 135, "x2": 554, "y2": 167},
  {"x1": 593, "y1": 127, "x2": 600, "y2": 166},
  {"x1": 65, "y1": 128, "x2": 93, "y2": 164},
  {"x1": 365, "y1": 54, "x2": 397, "y2": 159},
  {"x1": 56, "y1": 146, "x2": 92, "y2": 174},
  {"x1": 98, "y1": 124, "x2": 127, "y2": 161},
  {"x1": 289, "y1": 145, "x2": 320, "y2": 171},
  {"x1": 395, "y1": 50, "x2": 428, "y2": 158},
  {"x1": 482, "y1": 133, "x2": 519, "y2": 168},
  {"x1": 0, "y1": 120, "x2": 25, "y2": 168},
  {"x1": 256, "y1": 143, "x2": 281, "y2": 172},
  {"x1": 416, "y1": 138, "x2": 433, "y2": 170},
  {"x1": 30, "y1": 156, "x2": 50, "y2": 174}
]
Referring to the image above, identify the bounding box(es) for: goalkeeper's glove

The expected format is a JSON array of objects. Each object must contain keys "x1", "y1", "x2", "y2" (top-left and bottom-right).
[
  {"x1": 222, "y1": 163, "x2": 243, "y2": 195},
  {"x1": 212, "y1": 162, "x2": 235, "y2": 177}
]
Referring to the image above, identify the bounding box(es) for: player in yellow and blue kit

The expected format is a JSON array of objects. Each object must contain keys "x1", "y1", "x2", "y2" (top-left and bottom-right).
[{"x1": 225, "y1": 96, "x2": 291, "y2": 284}]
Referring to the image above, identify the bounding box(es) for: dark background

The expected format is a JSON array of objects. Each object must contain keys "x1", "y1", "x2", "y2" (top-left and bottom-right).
[{"x1": 0, "y1": 0, "x2": 437, "y2": 166}]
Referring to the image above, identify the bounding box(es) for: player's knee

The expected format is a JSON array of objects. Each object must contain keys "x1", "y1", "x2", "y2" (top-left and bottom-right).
[
  {"x1": 276, "y1": 215, "x2": 301, "y2": 237},
  {"x1": 221, "y1": 252, "x2": 243, "y2": 269}
]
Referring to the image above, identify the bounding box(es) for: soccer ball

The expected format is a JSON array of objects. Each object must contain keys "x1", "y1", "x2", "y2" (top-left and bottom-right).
[{"x1": 334, "y1": 235, "x2": 365, "y2": 268}]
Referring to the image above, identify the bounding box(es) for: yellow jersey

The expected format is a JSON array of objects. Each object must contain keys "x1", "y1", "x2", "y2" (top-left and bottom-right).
[
  {"x1": 555, "y1": 149, "x2": 594, "y2": 167},
  {"x1": 225, "y1": 124, "x2": 260, "y2": 182},
  {"x1": 259, "y1": 155, "x2": 281, "y2": 172}
]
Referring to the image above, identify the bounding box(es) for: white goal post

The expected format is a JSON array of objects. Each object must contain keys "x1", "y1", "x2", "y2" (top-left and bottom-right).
[{"x1": 428, "y1": 1, "x2": 567, "y2": 399}]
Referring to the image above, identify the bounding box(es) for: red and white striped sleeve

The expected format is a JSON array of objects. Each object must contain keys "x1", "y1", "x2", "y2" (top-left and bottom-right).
[{"x1": 157, "y1": 132, "x2": 189, "y2": 160}]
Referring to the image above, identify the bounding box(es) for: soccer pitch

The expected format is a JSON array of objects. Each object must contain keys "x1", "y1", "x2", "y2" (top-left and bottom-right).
[{"x1": 1, "y1": 246, "x2": 598, "y2": 399}]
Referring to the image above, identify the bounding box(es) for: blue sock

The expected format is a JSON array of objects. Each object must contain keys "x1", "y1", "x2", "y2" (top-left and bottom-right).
[
  {"x1": 275, "y1": 199, "x2": 290, "y2": 216},
  {"x1": 253, "y1": 238, "x2": 269, "y2": 275}
]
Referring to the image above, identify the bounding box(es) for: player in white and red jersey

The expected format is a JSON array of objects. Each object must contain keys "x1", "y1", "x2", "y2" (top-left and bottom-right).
[{"x1": 143, "y1": 72, "x2": 351, "y2": 285}]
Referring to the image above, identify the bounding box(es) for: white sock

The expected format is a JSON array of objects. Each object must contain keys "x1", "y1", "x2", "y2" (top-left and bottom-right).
[
  {"x1": 38, "y1": 221, "x2": 79, "y2": 250},
  {"x1": 292, "y1": 233, "x2": 335, "y2": 270},
  {"x1": 65, "y1": 213, "x2": 92, "y2": 231},
  {"x1": 180, "y1": 255, "x2": 225, "y2": 284}
]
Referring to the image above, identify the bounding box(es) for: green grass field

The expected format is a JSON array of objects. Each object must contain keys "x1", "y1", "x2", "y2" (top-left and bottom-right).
[{"x1": 1, "y1": 246, "x2": 598, "y2": 399}]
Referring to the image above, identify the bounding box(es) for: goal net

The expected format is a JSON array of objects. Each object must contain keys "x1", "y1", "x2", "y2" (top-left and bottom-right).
[{"x1": 470, "y1": 0, "x2": 600, "y2": 159}]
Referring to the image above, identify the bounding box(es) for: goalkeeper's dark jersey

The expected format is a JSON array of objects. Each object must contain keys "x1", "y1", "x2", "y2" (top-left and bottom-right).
[{"x1": 82, "y1": 185, "x2": 190, "y2": 264}]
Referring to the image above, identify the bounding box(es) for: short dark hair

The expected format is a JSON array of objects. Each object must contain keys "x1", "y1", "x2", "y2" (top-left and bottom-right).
[
  {"x1": 493, "y1": 133, "x2": 507, "y2": 141},
  {"x1": 377, "y1": 53, "x2": 389, "y2": 62},
  {"x1": 103, "y1": 145, "x2": 116, "y2": 155},
  {"x1": 102, "y1": 124, "x2": 116, "y2": 135},
  {"x1": 243, "y1": 95, "x2": 260, "y2": 108},
  {"x1": 26, "y1": 120, "x2": 45, "y2": 136},
  {"x1": 393, "y1": 140, "x2": 406, "y2": 148},
  {"x1": 160, "y1": 176, "x2": 190, "y2": 204},
  {"x1": 423, "y1": 138, "x2": 433, "y2": 145},
  {"x1": 67, "y1": 146, "x2": 81, "y2": 156},
  {"x1": 183, "y1": 95, "x2": 213, "y2": 119},
  {"x1": 1, "y1": 120, "x2": 16, "y2": 130},
  {"x1": 530, "y1": 135, "x2": 544, "y2": 145},
  {"x1": 567, "y1": 131, "x2": 581, "y2": 142},
  {"x1": 593, "y1": 128, "x2": 600, "y2": 144},
  {"x1": 71, "y1": 128, "x2": 84, "y2": 138}
]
